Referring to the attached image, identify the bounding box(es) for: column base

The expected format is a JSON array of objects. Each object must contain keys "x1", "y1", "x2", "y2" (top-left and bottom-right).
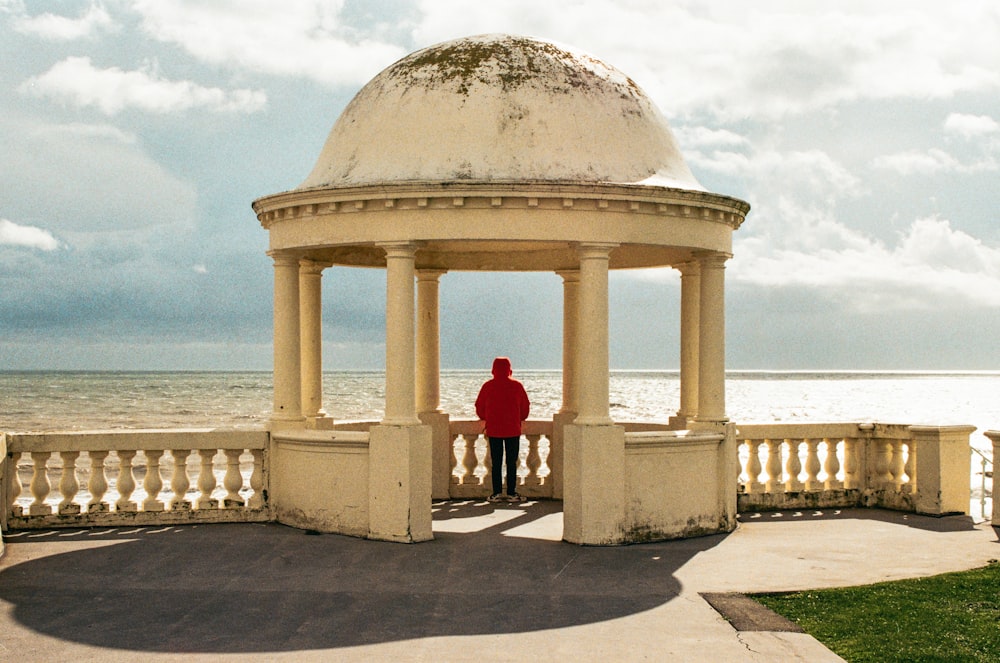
[
  {"x1": 368, "y1": 423, "x2": 433, "y2": 543},
  {"x1": 305, "y1": 415, "x2": 335, "y2": 430},
  {"x1": 562, "y1": 422, "x2": 626, "y2": 545}
]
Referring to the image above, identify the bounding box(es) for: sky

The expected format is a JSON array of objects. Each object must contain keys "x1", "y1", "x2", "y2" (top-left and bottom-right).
[{"x1": 2, "y1": 1, "x2": 1000, "y2": 371}]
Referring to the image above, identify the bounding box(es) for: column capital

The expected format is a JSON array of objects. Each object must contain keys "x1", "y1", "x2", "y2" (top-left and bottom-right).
[
  {"x1": 577, "y1": 242, "x2": 619, "y2": 259},
  {"x1": 299, "y1": 258, "x2": 333, "y2": 275},
  {"x1": 692, "y1": 250, "x2": 732, "y2": 266},
  {"x1": 268, "y1": 250, "x2": 303, "y2": 267},
  {"x1": 556, "y1": 268, "x2": 580, "y2": 283},
  {"x1": 416, "y1": 268, "x2": 447, "y2": 281},
  {"x1": 674, "y1": 260, "x2": 701, "y2": 276},
  {"x1": 378, "y1": 241, "x2": 418, "y2": 258}
]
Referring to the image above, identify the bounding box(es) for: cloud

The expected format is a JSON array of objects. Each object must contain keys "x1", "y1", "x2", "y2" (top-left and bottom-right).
[
  {"x1": 0, "y1": 116, "x2": 198, "y2": 234},
  {"x1": 872, "y1": 148, "x2": 997, "y2": 175},
  {"x1": 731, "y1": 211, "x2": 1000, "y2": 310},
  {"x1": 944, "y1": 112, "x2": 999, "y2": 138},
  {"x1": 11, "y1": 2, "x2": 115, "y2": 40},
  {"x1": 22, "y1": 56, "x2": 267, "y2": 115},
  {"x1": 130, "y1": 0, "x2": 408, "y2": 86},
  {"x1": 411, "y1": 1, "x2": 1000, "y2": 120},
  {"x1": 0, "y1": 218, "x2": 60, "y2": 250}
]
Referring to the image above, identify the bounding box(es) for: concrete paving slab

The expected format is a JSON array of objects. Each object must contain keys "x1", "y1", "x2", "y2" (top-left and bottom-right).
[{"x1": 1, "y1": 501, "x2": 996, "y2": 662}]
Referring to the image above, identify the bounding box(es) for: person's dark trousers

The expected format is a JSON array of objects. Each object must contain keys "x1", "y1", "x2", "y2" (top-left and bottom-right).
[{"x1": 489, "y1": 436, "x2": 520, "y2": 496}]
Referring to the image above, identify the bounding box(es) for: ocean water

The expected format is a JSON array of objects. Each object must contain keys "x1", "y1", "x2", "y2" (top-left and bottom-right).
[
  {"x1": 2, "y1": 370, "x2": 994, "y2": 517},
  {"x1": 3, "y1": 371, "x2": 1000, "y2": 446},
  {"x1": 0, "y1": 370, "x2": 1000, "y2": 434}
]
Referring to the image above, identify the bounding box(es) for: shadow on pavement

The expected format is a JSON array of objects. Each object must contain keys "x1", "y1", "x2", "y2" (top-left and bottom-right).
[
  {"x1": 738, "y1": 507, "x2": 984, "y2": 533},
  {"x1": 0, "y1": 500, "x2": 722, "y2": 654}
]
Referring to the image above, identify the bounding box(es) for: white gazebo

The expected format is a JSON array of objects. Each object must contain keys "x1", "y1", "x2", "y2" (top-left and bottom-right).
[{"x1": 252, "y1": 34, "x2": 750, "y2": 544}]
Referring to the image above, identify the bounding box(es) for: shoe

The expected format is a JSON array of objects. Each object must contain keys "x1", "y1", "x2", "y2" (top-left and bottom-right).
[
  {"x1": 505, "y1": 493, "x2": 526, "y2": 503},
  {"x1": 487, "y1": 493, "x2": 504, "y2": 503}
]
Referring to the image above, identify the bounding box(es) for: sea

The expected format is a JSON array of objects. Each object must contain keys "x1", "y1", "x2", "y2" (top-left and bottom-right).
[
  {"x1": 2, "y1": 369, "x2": 1000, "y2": 441},
  {"x1": 1, "y1": 370, "x2": 994, "y2": 518}
]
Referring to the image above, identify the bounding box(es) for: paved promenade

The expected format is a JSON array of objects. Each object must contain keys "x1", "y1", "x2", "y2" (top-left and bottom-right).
[{"x1": 1, "y1": 502, "x2": 997, "y2": 662}]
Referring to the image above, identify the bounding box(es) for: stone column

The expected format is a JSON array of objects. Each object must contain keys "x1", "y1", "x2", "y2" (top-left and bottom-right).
[
  {"x1": 300, "y1": 259, "x2": 332, "y2": 428},
  {"x1": 369, "y1": 242, "x2": 432, "y2": 543},
  {"x1": 575, "y1": 244, "x2": 617, "y2": 425},
  {"x1": 270, "y1": 251, "x2": 304, "y2": 428},
  {"x1": 674, "y1": 261, "x2": 700, "y2": 427},
  {"x1": 552, "y1": 269, "x2": 580, "y2": 501},
  {"x1": 381, "y1": 243, "x2": 420, "y2": 426},
  {"x1": 416, "y1": 269, "x2": 446, "y2": 415},
  {"x1": 694, "y1": 251, "x2": 730, "y2": 425},
  {"x1": 557, "y1": 269, "x2": 580, "y2": 416},
  {"x1": 416, "y1": 269, "x2": 451, "y2": 499},
  {"x1": 563, "y1": 243, "x2": 626, "y2": 545}
]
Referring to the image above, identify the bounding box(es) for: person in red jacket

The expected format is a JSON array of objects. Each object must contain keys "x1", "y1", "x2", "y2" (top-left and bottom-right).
[{"x1": 475, "y1": 357, "x2": 531, "y2": 503}]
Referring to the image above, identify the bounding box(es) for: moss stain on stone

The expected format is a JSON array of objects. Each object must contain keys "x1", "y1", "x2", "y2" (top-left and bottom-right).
[{"x1": 385, "y1": 35, "x2": 645, "y2": 107}]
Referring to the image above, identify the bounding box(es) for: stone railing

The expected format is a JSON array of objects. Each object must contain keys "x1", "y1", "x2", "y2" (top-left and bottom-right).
[
  {"x1": 2, "y1": 421, "x2": 981, "y2": 535},
  {"x1": 737, "y1": 423, "x2": 975, "y2": 516},
  {"x1": 448, "y1": 419, "x2": 555, "y2": 499},
  {"x1": 2, "y1": 430, "x2": 269, "y2": 530}
]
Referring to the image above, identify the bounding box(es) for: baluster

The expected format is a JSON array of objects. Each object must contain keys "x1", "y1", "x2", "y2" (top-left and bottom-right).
[
  {"x1": 87, "y1": 450, "x2": 110, "y2": 513},
  {"x1": 823, "y1": 438, "x2": 843, "y2": 490},
  {"x1": 745, "y1": 439, "x2": 763, "y2": 494},
  {"x1": 28, "y1": 451, "x2": 53, "y2": 516},
  {"x1": 248, "y1": 448, "x2": 265, "y2": 509},
  {"x1": 142, "y1": 450, "x2": 165, "y2": 512},
  {"x1": 889, "y1": 440, "x2": 905, "y2": 490},
  {"x1": 115, "y1": 450, "x2": 138, "y2": 512},
  {"x1": 804, "y1": 438, "x2": 822, "y2": 491},
  {"x1": 764, "y1": 439, "x2": 783, "y2": 493},
  {"x1": 538, "y1": 434, "x2": 552, "y2": 480},
  {"x1": 58, "y1": 451, "x2": 81, "y2": 514},
  {"x1": 524, "y1": 434, "x2": 541, "y2": 488},
  {"x1": 7, "y1": 451, "x2": 24, "y2": 517},
  {"x1": 222, "y1": 449, "x2": 244, "y2": 507},
  {"x1": 874, "y1": 440, "x2": 893, "y2": 488},
  {"x1": 784, "y1": 439, "x2": 804, "y2": 492},
  {"x1": 546, "y1": 433, "x2": 559, "y2": 489},
  {"x1": 460, "y1": 435, "x2": 478, "y2": 485},
  {"x1": 449, "y1": 432, "x2": 460, "y2": 484},
  {"x1": 196, "y1": 449, "x2": 219, "y2": 509},
  {"x1": 481, "y1": 434, "x2": 493, "y2": 491},
  {"x1": 843, "y1": 438, "x2": 859, "y2": 489},
  {"x1": 902, "y1": 440, "x2": 916, "y2": 493},
  {"x1": 170, "y1": 450, "x2": 193, "y2": 510}
]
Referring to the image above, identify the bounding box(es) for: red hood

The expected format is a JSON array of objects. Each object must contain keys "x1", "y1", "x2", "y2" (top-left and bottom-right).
[{"x1": 491, "y1": 357, "x2": 512, "y2": 378}]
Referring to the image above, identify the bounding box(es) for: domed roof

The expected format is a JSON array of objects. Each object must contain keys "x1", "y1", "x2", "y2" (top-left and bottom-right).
[{"x1": 298, "y1": 34, "x2": 704, "y2": 191}]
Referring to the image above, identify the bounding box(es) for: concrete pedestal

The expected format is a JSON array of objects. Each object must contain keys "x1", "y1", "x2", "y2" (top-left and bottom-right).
[
  {"x1": 911, "y1": 425, "x2": 976, "y2": 516},
  {"x1": 368, "y1": 424, "x2": 433, "y2": 542},
  {"x1": 562, "y1": 423, "x2": 626, "y2": 545},
  {"x1": 420, "y1": 411, "x2": 452, "y2": 500}
]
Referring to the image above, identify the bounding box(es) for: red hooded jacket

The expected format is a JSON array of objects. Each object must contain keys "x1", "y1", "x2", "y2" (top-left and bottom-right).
[{"x1": 475, "y1": 357, "x2": 530, "y2": 437}]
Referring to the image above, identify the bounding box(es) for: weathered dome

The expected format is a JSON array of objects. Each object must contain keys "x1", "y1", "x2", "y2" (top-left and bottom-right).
[{"x1": 298, "y1": 34, "x2": 704, "y2": 191}]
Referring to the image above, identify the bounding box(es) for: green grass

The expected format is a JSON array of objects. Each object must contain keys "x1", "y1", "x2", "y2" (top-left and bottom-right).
[{"x1": 752, "y1": 561, "x2": 1000, "y2": 663}]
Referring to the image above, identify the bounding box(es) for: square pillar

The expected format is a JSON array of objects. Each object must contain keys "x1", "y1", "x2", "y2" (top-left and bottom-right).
[
  {"x1": 562, "y1": 423, "x2": 626, "y2": 544},
  {"x1": 911, "y1": 425, "x2": 976, "y2": 515},
  {"x1": 369, "y1": 424, "x2": 433, "y2": 542},
  {"x1": 985, "y1": 431, "x2": 1000, "y2": 525}
]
